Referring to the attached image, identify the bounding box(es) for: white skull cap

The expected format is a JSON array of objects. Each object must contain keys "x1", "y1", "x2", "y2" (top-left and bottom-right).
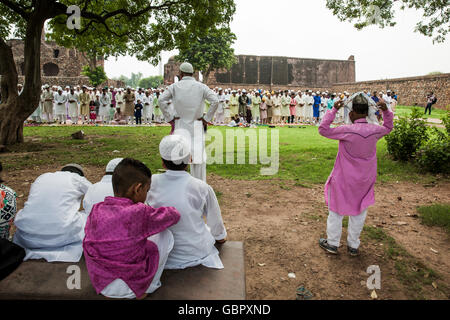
[
  {"x1": 159, "y1": 135, "x2": 191, "y2": 163},
  {"x1": 106, "y1": 158, "x2": 123, "y2": 173},
  {"x1": 180, "y1": 62, "x2": 194, "y2": 74}
]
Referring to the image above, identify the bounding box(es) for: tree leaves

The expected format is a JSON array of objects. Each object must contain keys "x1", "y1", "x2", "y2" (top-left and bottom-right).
[
  {"x1": 175, "y1": 26, "x2": 237, "y2": 83},
  {"x1": 325, "y1": 0, "x2": 449, "y2": 43}
]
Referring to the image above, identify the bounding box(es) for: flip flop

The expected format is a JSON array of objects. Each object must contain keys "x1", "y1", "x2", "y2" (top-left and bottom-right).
[{"x1": 296, "y1": 286, "x2": 313, "y2": 300}]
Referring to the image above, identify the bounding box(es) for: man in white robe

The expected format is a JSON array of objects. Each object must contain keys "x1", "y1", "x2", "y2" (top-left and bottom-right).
[
  {"x1": 67, "y1": 87, "x2": 79, "y2": 123},
  {"x1": 99, "y1": 88, "x2": 112, "y2": 123},
  {"x1": 54, "y1": 87, "x2": 67, "y2": 124},
  {"x1": 83, "y1": 158, "x2": 123, "y2": 215},
  {"x1": 147, "y1": 135, "x2": 227, "y2": 270},
  {"x1": 143, "y1": 91, "x2": 153, "y2": 124},
  {"x1": 13, "y1": 164, "x2": 92, "y2": 262},
  {"x1": 158, "y1": 62, "x2": 219, "y2": 182}
]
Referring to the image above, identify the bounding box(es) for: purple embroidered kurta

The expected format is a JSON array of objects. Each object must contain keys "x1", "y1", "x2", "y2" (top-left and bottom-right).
[
  {"x1": 319, "y1": 108, "x2": 394, "y2": 216},
  {"x1": 83, "y1": 197, "x2": 180, "y2": 298}
]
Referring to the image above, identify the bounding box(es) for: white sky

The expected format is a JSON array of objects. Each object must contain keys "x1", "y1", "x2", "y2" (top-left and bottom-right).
[{"x1": 104, "y1": 0, "x2": 450, "y2": 82}]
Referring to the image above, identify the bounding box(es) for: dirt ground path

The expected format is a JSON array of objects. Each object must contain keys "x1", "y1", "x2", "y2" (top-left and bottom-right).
[{"x1": 4, "y1": 165, "x2": 450, "y2": 300}]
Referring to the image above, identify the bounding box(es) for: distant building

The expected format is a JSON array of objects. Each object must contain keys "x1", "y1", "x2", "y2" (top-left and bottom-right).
[{"x1": 164, "y1": 54, "x2": 356, "y2": 91}]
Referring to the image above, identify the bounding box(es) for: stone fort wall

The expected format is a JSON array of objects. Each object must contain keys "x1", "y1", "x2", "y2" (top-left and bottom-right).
[
  {"x1": 332, "y1": 73, "x2": 450, "y2": 109},
  {"x1": 165, "y1": 54, "x2": 355, "y2": 89}
]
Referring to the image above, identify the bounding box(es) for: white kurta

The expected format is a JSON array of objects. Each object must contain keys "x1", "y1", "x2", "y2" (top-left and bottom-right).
[
  {"x1": 142, "y1": 94, "x2": 154, "y2": 119},
  {"x1": 159, "y1": 76, "x2": 219, "y2": 181},
  {"x1": 67, "y1": 92, "x2": 79, "y2": 119},
  {"x1": 54, "y1": 92, "x2": 67, "y2": 115},
  {"x1": 99, "y1": 94, "x2": 111, "y2": 117},
  {"x1": 82, "y1": 175, "x2": 114, "y2": 215},
  {"x1": 146, "y1": 170, "x2": 227, "y2": 269},
  {"x1": 13, "y1": 171, "x2": 92, "y2": 262}
]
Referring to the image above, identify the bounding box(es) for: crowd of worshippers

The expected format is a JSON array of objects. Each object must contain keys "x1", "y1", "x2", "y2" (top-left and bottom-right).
[
  {"x1": 25, "y1": 84, "x2": 166, "y2": 125},
  {"x1": 207, "y1": 88, "x2": 398, "y2": 127},
  {"x1": 24, "y1": 82, "x2": 399, "y2": 127},
  {"x1": 0, "y1": 135, "x2": 227, "y2": 299}
]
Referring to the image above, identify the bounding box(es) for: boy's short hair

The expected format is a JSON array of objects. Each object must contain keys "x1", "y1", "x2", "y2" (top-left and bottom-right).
[
  {"x1": 162, "y1": 159, "x2": 188, "y2": 171},
  {"x1": 112, "y1": 158, "x2": 152, "y2": 195}
]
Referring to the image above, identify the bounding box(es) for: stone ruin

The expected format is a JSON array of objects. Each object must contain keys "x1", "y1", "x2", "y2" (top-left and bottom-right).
[{"x1": 7, "y1": 32, "x2": 123, "y2": 88}]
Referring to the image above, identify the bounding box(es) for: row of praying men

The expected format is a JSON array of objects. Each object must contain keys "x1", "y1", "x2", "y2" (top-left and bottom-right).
[
  {"x1": 205, "y1": 87, "x2": 398, "y2": 126},
  {"x1": 8, "y1": 135, "x2": 226, "y2": 299},
  {"x1": 28, "y1": 85, "x2": 167, "y2": 125}
]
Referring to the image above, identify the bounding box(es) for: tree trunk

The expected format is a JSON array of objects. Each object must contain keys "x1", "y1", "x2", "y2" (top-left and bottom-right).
[
  {"x1": 0, "y1": 99, "x2": 24, "y2": 145},
  {"x1": 0, "y1": 3, "x2": 47, "y2": 146}
]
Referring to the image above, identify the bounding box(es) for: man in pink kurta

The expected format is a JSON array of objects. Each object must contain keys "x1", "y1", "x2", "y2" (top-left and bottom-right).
[{"x1": 318, "y1": 95, "x2": 393, "y2": 255}]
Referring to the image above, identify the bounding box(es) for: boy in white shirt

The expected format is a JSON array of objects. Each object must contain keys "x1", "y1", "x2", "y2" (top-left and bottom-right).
[
  {"x1": 13, "y1": 164, "x2": 92, "y2": 262},
  {"x1": 83, "y1": 158, "x2": 123, "y2": 215},
  {"x1": 146, "y1": 135, "x2": 227, "y2": 270}
]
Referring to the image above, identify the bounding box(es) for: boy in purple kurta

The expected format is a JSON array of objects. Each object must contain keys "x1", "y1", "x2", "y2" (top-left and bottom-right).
[
  {"x1": 83, "y1": 158, "x2": 180, "y2": 299},
  {"x1": 318, "y1": 94, "x2": 393, "y2": 256}
]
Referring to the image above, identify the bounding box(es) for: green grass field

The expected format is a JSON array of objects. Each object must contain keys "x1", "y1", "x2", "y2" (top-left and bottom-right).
[
  {"x1": 0, "y1": 124, "x2": 445, "y2": 185},
  {"x1": 395, "y1": 105, "x2": 448, "y2": 120}
]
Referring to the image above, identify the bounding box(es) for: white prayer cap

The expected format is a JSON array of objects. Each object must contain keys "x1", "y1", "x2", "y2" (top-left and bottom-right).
[
  {"x1": 180, "y1": 62, "x2": 194, "y2": 74},
  {"x1": 57, "y1": 86, "x2": 62, "y2": 91},
  {"x1": 242, "y1": 89, "x2": 247, "y2": 93},
  {"x1": 316, "y1": 91, "x2": 320, "y2": 94},
  {"x1": 65, "y1": 86, "x2": 70, "y2": 89},
  {"x1": 218, "y1": 87, "x2": 223, "y2": 91},
  {"x1": 387, "y1": 90, "x2": 391, "y2": 93},
  {"x1": 159, "y1": 135, "x2": 191, "y2": 163},
  {"x1": 106, "y1": 158, "x2": 123, "y2": 173}
]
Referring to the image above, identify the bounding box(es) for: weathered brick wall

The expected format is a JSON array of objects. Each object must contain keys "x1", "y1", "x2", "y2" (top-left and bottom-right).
[
  {"x1": 331, "y1": 73, "x2": 450, "y2": 109},
  {"x1": 7, "y1": 37, "x2": 104, "y2": 78},
  {"x1": 164, "y1": 55, "x2": 355, "y2": 88}
]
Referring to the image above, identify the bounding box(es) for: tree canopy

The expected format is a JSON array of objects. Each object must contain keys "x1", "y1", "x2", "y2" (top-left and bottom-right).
[
  {"x1": 175, "y1": 26, "x2": 237, "y2": 83},
  {"x1": 326, "y1": 0, "x2": 449, "y2": 43}
]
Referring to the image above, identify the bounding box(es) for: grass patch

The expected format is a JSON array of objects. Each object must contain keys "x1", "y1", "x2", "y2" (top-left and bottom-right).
[
  {"x1": 362, "y1": 225, "x2": 447, "y2": 299},
  {"x1": 417, "y1": 204, "x2": 450, "y2": 234},
  {"x1": 0, "y1": 125, "x2": 445, "y2": 185},
  {"x1": 395, "y1": 105, "x2": 448, "y2": 120}
]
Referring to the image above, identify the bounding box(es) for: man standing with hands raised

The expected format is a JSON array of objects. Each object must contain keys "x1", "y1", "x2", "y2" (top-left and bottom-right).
[{"x1": 159, "y1": 62, "x2": 219, "y2": 182}]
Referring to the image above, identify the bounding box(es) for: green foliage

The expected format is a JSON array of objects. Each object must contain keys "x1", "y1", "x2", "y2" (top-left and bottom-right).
[
  {"x1": 176, "y1": 26, "x2": 237, "y2": 82},
  {"x1": 81, "y1": 65, "x2": 108, "y2": 87},
  {"x1": 385, "y1": 107, "x2": 428, "y2": 161},
  {"x1": 417, "y1": 204, "x2": 450, "y2": 234},
  {"x1": 113, "y1": 72, "x2": 143, "y2": 89},
  {"x1": 1, "y1": 0, "x2": 236, "y2": 65},
  {"x1": 415, "y1": 112, "x2": 450, "y2": 174},
  {"x1": 325, "y1": 0, "x2": 449, "y2": 43},
  {"x1": 138, "y1": 76, "x2": 163, "y2": 89}
]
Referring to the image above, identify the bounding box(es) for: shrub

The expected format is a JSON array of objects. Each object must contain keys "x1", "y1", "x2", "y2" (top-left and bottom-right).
[
  {"x1": 385, "y1": 107, "x2": 428, "y2": 161},
  {"x1": 415, "y1": 112, "x2": 450, "y2": 174}
]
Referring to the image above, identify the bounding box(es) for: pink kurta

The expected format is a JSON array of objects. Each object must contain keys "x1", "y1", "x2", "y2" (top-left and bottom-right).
[
  {"x1": 319, "y1": 108, "x2": 394, "y2": 216},
  {"x1": 83, "y1": 197, "x2": 180, "y2": 298}
]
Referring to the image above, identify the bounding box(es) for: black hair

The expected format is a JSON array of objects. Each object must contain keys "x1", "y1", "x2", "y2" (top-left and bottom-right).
[
  {"x1": 61, "y1": 165, "x2": 84, "y2": 177},
  {"x1": 352, "y1": 103, "x2": 369, "y2": 115},
  {"x1": 162, "y1": 159, "x2": 188, "y2": 171},
  {"x1": 0, "y1": 161, "x2": 3, "y2": 183},
  {"x1": 112, "y1": 158, "x2": 152, "y2": 196}
]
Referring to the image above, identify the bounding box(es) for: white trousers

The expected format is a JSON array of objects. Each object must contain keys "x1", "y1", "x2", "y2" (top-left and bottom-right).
[
  {"x1": 326, "y1": 209, "x2": 368, "y2": 249},
  {"x1": 190, "y1": 163, "x2": 206, "y2": 182},
  {"x1": 101, "y1": 230, "x2": 174, "y2": 299}
]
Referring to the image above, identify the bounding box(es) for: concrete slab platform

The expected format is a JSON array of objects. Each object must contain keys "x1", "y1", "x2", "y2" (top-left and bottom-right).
[{"x1": 0, "y1": 241, "x2": 245, "y2": 300}]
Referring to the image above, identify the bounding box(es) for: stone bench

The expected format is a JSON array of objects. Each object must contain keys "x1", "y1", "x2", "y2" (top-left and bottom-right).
[{"x1": 0, "y1": 241, "x2": 245, "y2": 300}]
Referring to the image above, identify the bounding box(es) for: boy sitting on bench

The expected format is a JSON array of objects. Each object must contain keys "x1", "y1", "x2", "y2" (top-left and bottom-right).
[{"x1": 147, "y1": 135, "x2": 227, "y2": 270}]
